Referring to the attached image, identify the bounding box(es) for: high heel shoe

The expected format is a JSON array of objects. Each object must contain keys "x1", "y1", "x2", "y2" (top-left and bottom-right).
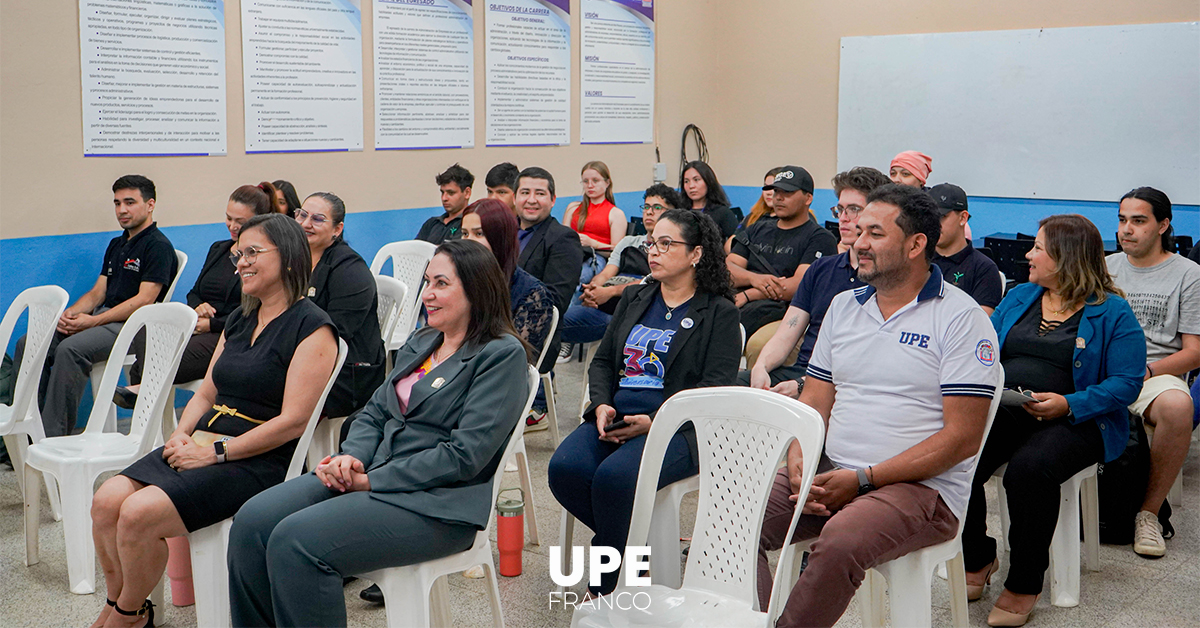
[
  {"x1": 966, "y1": 558, "x2": 1000, "y2": 601},
  {"x1": 112, "y1": 599, "x2": 155, "y2": 628},
  {"x1": 113, "y1": 386, "x2": 139, "y2": 410},
  {"x1": 987, "y1": 593, "x2": 1038, "y2": 627}
]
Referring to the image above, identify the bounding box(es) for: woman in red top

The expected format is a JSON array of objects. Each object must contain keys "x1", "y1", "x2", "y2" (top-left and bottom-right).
[{"x1": 564, "y1": 161, "x2": 627, "y2": 253}]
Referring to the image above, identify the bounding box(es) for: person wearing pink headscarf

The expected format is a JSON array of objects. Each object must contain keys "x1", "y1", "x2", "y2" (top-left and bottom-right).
[
  {"x1": 889, "y1": 151, "x2": 972, "y2": 239},
  {"x1": 889, "y1": 150, "x2": 933, "y2": 187}
]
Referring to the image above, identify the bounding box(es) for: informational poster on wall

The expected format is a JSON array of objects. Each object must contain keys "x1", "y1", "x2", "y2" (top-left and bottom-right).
[
  {"x1": 242, "y1": 0, "x2": 363, "y2": 154},
  {"x1": 485, "y1": 0, "x2": 570, "y2": 146},
  {"x1": 79, "y1": 0, "x2": 227, "y2": 156},
  {"x1": 579, "y1": 0, "x2": 654, "y2": 144},
  {"x1": 374, "y1": 0, "x2": 475, "y2": 150}
]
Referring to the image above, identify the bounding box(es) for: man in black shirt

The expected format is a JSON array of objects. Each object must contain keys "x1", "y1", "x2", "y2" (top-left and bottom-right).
[
  {"x1": 415, "y1": 163, "x2": 473, "y2": 244},
  {"x1": 929, "y1": 183, "x2": 1002, "y2": 314},
  {"x1": 728, "y1": 165, "x2": 838, "y2": 336},
  {"x1": 15, "y1": 175, "x2": 178, "y2": 436}
]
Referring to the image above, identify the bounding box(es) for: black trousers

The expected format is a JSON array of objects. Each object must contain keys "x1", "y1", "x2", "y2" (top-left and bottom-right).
[
  {"x1": 962, "y1": 406, "x2": 1104, "y2": 594},
  {"x1": 129, "y1": 331, "x2": 220, "y2": 386}
]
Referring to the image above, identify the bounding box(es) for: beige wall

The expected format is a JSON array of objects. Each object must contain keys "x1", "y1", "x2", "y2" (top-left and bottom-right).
[
  {"x1": 2, "y1": 1, "x2": 1195, "y2": 239},
  {"x1": 0, "y1": 0, "x2": 718, "y2": 239},
  {"x1": 709, "y1": 1, "x2": 1200, "y2": 192}
]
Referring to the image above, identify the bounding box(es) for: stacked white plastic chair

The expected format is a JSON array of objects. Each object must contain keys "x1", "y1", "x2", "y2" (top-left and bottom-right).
[
  {"x1": 359, "y1": 365, "x2": 539, "y2": 628},
  {"x1": 571, "y1": 387, "x2": 826, "y2": 628},
  {"x1": 187, "y1": 339, "x2": 347, "y2": 628},
  {"x1": 0, "y1": 285, "x2": 69, "y2": 519},
  {"x1": 306, "y1": 275, "x2": 406, "y2": 469},
  {"x1": 370, "y1": 240, "x2": 436, "y2": 353},
  {"x1": 23, "y1": 302, "x2": 197, "y2": 594},
  {"x1": 92, "y1": 248, "x2": 188, "y2": 432}
]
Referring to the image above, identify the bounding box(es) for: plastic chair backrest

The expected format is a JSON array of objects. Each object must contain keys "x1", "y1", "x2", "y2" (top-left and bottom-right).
[
  {"x1": 163, "y1": 250, "x2": 189, "y2": 303},
  {"x1": 621, "y1": 387, "x2": 825, "y2": 606},
  {"x1": 482, "y1": 365, "x2": 540, "y2": 534},
  {"x1": 373, "y1": 275, "x2": 408, "y2": 345},
  {"x1": 533, "y1": 307, "x2": 560, "y2": 371},
  {"x1": 739, "y1": 323, "x2": 747, "y2": 351},
  {"x1": 370, "y1": 240, "x2": 436, "y2": 339},
  {"x1": 0, "y1": 286, "x2": 69, "y2": 431},
  {"x1": 285, "y1": 339, "x2": 349, "y2": 480},
  {"x1": 82, "y1": 304, "x2": 197, "y2": 452}
]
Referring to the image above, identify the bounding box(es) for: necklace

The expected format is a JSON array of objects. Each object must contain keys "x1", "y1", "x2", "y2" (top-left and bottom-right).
[
  {"x1": 1043, "y1": 292, "x2": 1073, "y2": 315},
  {"x1": 663, "y1": 292, "x2": 694, "y2": 320}
]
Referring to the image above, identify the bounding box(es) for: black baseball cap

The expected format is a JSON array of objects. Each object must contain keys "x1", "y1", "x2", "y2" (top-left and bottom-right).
[
  {"x1": 763, "y1": 165, "x2": 814, "y2": 194},
  {"x1": 929, "y1": 183, "x2": 968, "y2": 216}
]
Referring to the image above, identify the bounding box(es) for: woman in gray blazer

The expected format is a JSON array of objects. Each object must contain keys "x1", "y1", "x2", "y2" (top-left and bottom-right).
[{"x1": 227, "y1": 239, "x2": 533, "y2": 627}]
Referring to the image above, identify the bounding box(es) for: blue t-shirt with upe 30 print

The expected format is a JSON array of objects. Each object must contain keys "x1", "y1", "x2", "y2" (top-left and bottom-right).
[{"x1": 612, "y1": 294, "x2": 691, "y2": 416}]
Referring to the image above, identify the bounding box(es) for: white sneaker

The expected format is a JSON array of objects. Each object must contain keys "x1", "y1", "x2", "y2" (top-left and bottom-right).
[
  {"x1": 556, "y1": 343, "x2": 575, "y2": 364},
  {"x1": 1133, "y1": 510, "x2": 1166, "y2": 557},
  {"x1": 525, "y1": 408, "x2": 550, "y2": 432}
]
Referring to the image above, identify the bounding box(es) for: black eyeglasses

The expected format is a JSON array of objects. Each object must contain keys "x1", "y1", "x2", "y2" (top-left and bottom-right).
[
  {"x1": 830, "y1": 204, "x2": 865, "y2": 219},
  {"x1": 648, "y1": 237, "x2": 694, "y2": 253}
]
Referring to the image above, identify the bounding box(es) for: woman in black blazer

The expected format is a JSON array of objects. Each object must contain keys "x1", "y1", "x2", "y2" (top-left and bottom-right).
[
  {"x1": 548, "y1": 209, "x2": 740, "y2": 596},
  {"x1": 296, "y1": 192, "x2": 386, "y2": 417},
  {"x1": 119, "y1": 183, "x2": 278, "y2": 402}
]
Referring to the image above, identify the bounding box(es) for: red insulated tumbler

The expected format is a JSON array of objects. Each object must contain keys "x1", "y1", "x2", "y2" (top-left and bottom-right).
[{"x1": 496, "y1": 488, "x2": 524, "y2": 577}]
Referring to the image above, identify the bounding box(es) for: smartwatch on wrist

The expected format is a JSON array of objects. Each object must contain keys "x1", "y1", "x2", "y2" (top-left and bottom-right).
[
  {"x1": 856, "y1": 468, "x2": 877, "y2": 496},
  {"x1": 214, "y1": 438, "x2": 231, "y2": 464}
]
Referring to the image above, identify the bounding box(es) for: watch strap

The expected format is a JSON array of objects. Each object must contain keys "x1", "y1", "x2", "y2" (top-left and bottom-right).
[{"x1": 856, "y1": 468, "x2": 876, "y2": 495}]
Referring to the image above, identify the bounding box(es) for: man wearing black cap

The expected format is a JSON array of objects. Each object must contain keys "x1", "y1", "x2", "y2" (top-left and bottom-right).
[
  {"x1": 728, "y1": 165, "x2": 838, "y2": 337},
  {"x1": 929, "y1": 183, "x2": 1002, "y2": 314}
]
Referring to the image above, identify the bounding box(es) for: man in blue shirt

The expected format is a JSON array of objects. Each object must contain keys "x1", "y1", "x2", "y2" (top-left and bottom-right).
[{"x1": 744, "y1": 167, "x2": 890, "y2": 397}]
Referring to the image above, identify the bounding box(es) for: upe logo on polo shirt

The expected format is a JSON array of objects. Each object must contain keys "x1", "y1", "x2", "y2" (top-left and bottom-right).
[
  {"x1": 976, "y1": 339, "x2": 996, "y2": 366},
  {"x1": 898, "y1": 331, "x2": 930, "y2": 348},
  {"x1": 123, "y1": 258, "x2": 141, "y2": 272}
]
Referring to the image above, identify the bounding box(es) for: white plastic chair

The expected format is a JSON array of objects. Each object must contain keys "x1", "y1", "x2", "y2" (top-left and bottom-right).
[
  {"x1": 571, "y1": 387, "x2": 826, "y2": 628},
  {"x1": 1, "y1": 286, "x2": 69, "y2": 520},
  {"x1": 23, "y1": 302, "x2": 197, "y2": 594},
  {"x1": 93, "y1": 248, "x2": 188, "y2": 432},
  {"x1": 797, "y1": 367, "x2": 1004, "y2": 628},
  {"x1": 992, "y1": 462, "x2": 1100, "y2": 608},
  {"x1": 370, "y1": 240, "x2": 436, "y2": 351},
  {"x1": 577, "y1": 341, "x2": 602, "y2": 418},
  {"x1": 306, "y1": 275, "x2": 406, "y2": 469},
  {"x1": 535, "y1": 307, "x2": 562, "y2": 448},
  {"x1": 187, "y1": 338, "x2": 347, "y2": 628},
  {"x1": 360, "y1": 365, "x2": 539, "y2": 628}
]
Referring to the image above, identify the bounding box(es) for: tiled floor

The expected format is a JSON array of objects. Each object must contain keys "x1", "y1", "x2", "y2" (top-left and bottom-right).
[{"x1": 1, "y1": 356, "x2": 1196, "y2": 627}]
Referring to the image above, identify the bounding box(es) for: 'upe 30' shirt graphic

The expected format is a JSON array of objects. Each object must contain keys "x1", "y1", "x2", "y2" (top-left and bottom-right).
[{"x1": 613, "y1": 294, "x2": 690, "y2": 415}]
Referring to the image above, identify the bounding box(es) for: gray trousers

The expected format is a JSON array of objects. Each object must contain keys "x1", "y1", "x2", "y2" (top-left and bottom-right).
[
  {"x1": 228, "y1": 474, "x2": 477, "y2": 628},
  {"x1": 14, "y1": 319, "x2": 123, "y2": 437}
]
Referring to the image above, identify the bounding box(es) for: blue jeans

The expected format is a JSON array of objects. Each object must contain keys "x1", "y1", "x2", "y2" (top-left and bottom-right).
[
  {"x1": 561, "y1": 304, "x2": 612, "y2": 345},
  {"x1": 547, "y1": 421, "x2": 698, "y2": 594}
]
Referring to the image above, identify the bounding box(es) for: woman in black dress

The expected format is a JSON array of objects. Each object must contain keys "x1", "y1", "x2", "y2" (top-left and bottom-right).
[
  {"x1": 89, "y1": 214, "x2": 339, "y2": 628},
  {"x1": 117, "y1": 183, "x2": 279, "y2": 406},
  {"x1": 296, "y1": 192, "x2": 385, "y2": 417}
]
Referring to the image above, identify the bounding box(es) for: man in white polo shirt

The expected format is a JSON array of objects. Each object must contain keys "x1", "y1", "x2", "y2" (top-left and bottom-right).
[{"x1": 757, "y1": 184, "x2": 1000, "y2": 628}]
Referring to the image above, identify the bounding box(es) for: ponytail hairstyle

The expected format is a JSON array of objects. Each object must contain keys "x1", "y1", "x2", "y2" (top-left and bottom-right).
[
  {"x1": 304, "y1": 192, "x2": 347, "y2": 242},
  {"x1": 229, "y1": 181, "x2": 279, "y2": 216},
  {"x1": 575, "y1": 161, "x2": 617, "y2": 231}
]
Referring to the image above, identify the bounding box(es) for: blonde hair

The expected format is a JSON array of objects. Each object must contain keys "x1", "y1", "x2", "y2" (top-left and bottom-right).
[
  {"x1": 1038, "y1": 214, "x2": 1124, "y2": 307},
  {"x1": 575, "y1": 161, "x2": 616, "y2": 231},
  {"x1": 744, "y1": 166, "x2": 785, "y2": 228}
]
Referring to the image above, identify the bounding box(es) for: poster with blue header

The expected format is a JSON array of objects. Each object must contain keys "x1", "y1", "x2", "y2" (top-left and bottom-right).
[
  {"x1": 242, "y1": 0, "x2": 364, "y2": 153},
  {"x1": 374, "y1": 0, "x2": 475, "y2": 150},
  {"x1": 485, "y1": 0, "x2": 571, "y2": 146},
  {"x1": 79, "y1": 0, "x2": 227, "y2": 156},
  {"x1": 580, "y1": 0, "x2": 654, "y2": 144}
]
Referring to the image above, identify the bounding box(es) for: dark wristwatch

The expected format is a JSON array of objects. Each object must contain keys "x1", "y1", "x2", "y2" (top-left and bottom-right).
[
  {"x1": 856, "y1": 468, "x2": 877, "y2": 496},
  {"x1": 214, "y1": 439, "x2": 230, "y2": 464}
]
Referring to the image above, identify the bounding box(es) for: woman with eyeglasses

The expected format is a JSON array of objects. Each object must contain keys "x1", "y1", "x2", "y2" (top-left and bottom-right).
[
  {"x1": 91, "y1": 214, "x2": 339, "y2": 628},
  {"x1": 548, "y1": 209, "x2": 740, "y2": 597},
  {"x1": 559, "y1": 184, "x2": 684, "y2": 347},
  {"x1": 296, "y1": 193, "x2": 385, "y2": 417},
  {"x1": 115, "y1": 182, "x2": 279, "y2": 409}
]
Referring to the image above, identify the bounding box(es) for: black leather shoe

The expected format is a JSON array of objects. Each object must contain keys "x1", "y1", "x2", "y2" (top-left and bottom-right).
[
  {"x1": 359, "y1": 583, "x2": 385, "y2": 605},
  {"x1": 113, "y1": 386, "x2": 138, "y2": 410},
  {"x1": 343, "y1": 576, "x2": 357, "y2": 586}
]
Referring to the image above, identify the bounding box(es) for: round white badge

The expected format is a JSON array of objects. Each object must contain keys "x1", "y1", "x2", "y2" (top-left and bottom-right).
[
  {"x1": 681, "y1": 318, "x2": 694, "y2": 329},
  {"x1": 308, "y1": 286, "x2": 316, "y2": 297}
]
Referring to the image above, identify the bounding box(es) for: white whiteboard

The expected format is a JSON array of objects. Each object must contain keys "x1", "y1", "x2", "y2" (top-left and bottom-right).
[{"x1": 837, "y1": 23, "x2": 1200, "y2": 205}]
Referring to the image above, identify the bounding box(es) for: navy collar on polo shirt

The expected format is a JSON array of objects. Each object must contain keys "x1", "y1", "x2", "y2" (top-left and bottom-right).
[
  {"x1": 936, "y1": 240, "x2": 975, "y2": 265},
  {"x1": 854, "y1": 264, "x2": 946, "y2": 305}
]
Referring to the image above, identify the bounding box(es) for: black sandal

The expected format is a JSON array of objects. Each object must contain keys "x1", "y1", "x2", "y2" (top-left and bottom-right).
[{"x1": 112, "y1": 599, "x2": 154, "y2": 627}]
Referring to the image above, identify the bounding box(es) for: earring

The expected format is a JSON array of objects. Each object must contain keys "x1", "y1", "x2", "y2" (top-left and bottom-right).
[
  {"x1": 287, "y1": 266, "x2": 292, "y2": 271},
  {"x1": 692, "y1": 260, "x2": 698, "y2": 267}
]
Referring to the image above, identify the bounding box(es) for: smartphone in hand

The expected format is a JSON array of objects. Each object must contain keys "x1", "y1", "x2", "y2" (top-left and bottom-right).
[{"x1": 605, "y1": 414, "x2": 630, "y2": 431}]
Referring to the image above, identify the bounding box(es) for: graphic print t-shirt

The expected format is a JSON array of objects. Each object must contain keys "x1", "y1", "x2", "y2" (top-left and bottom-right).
[
  {"x1": 1106, "y1": 252, "x2": 1200, "y2": 363},
  {"x1": 612, "y1": 294, "x2": 691, "y2": 416}
]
